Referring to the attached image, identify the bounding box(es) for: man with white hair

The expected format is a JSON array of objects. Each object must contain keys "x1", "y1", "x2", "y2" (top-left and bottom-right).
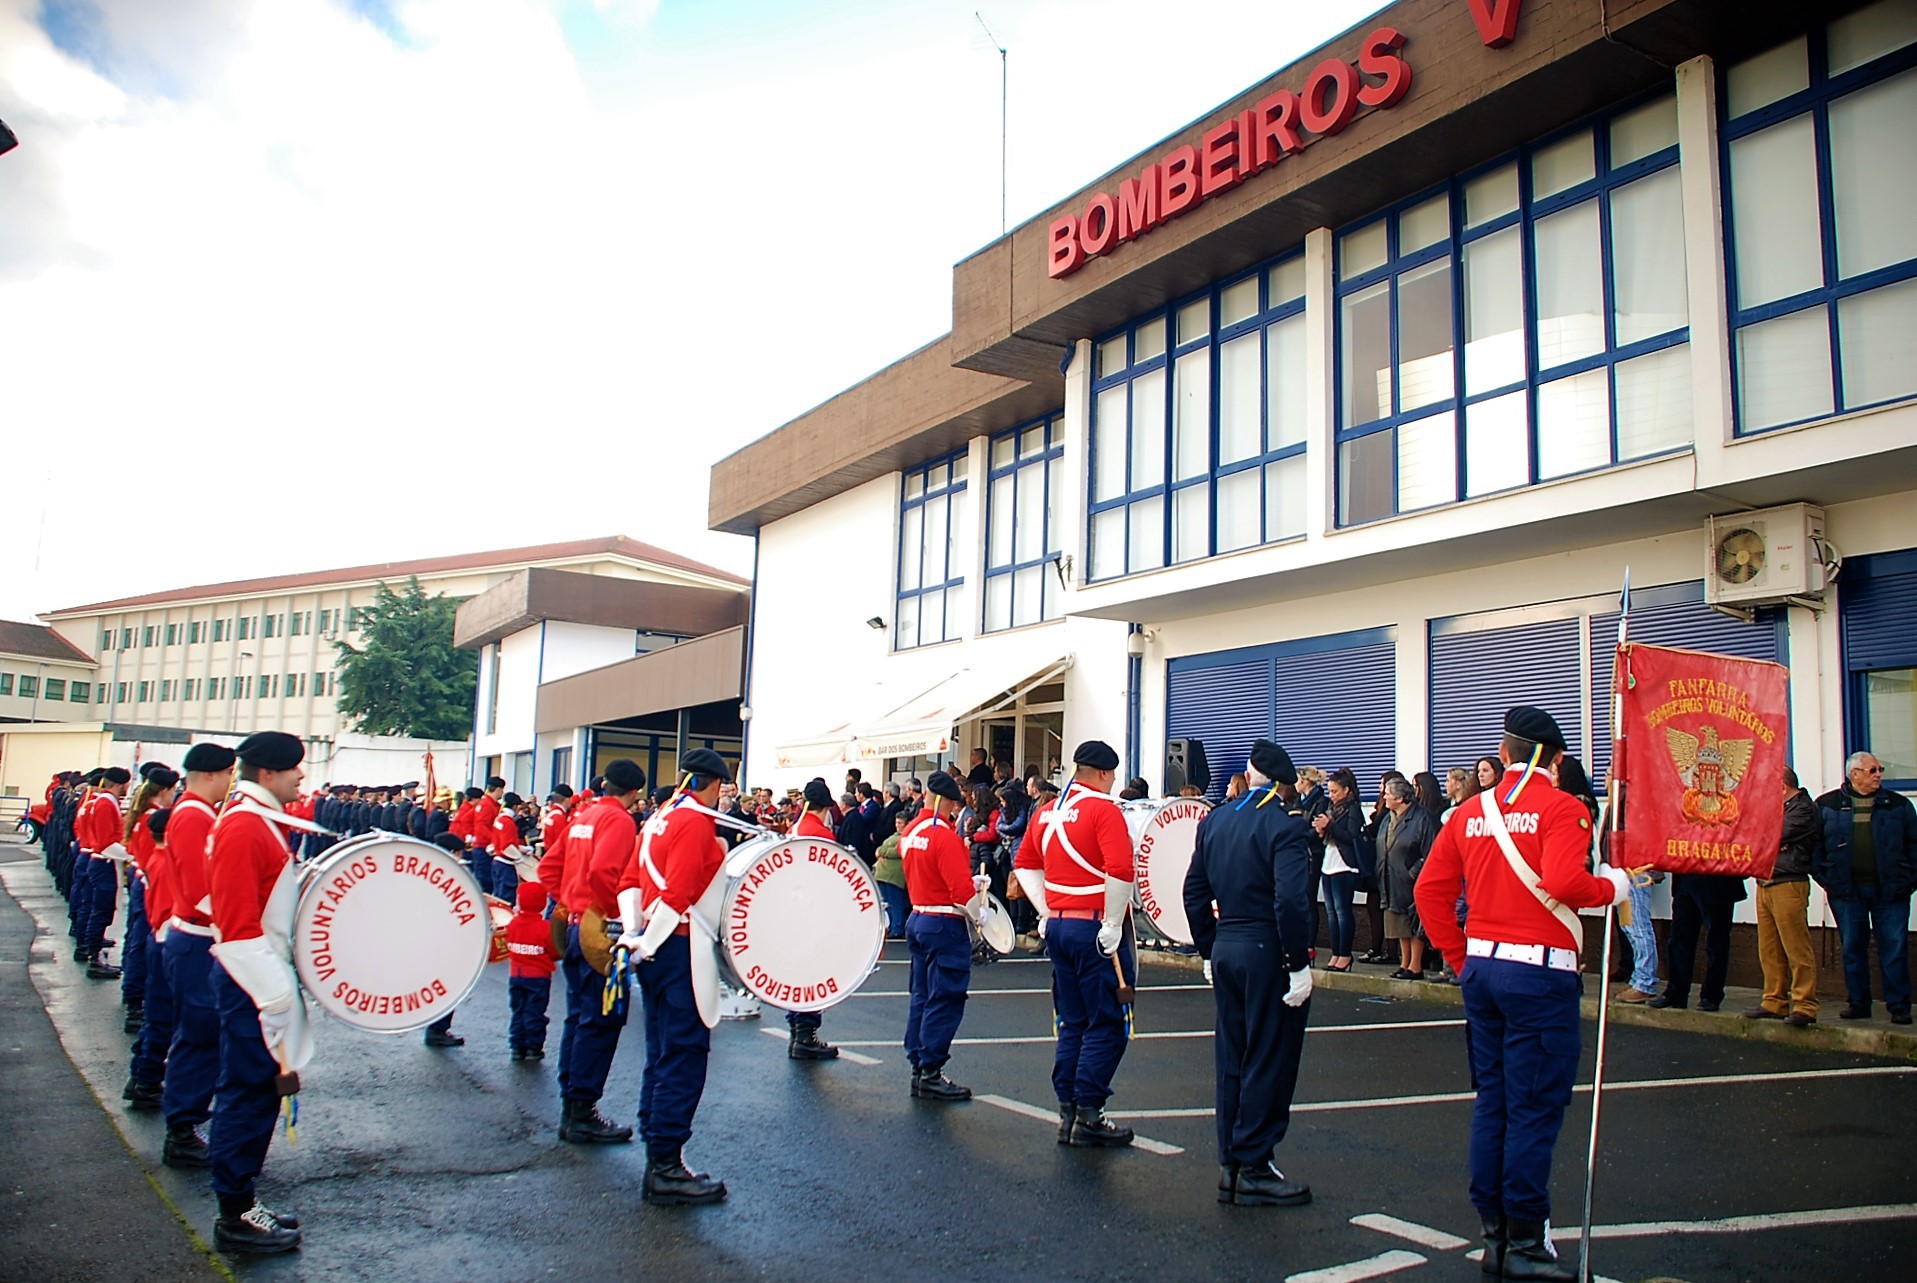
[{"x1": 1814, "y1": 750, "x2": 1916, "y2": 1024}]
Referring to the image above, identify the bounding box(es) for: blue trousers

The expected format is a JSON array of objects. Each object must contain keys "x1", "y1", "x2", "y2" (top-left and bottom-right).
[
  {"x1": 877, "y1": 881, "x2": 908, "y2": 936},
  {"x1": 787, "y1": 1009, "x2": 821, "y2": 1033},
  {"x1": 1212, "y1": 932, "x2": 1310, "y2": 1167},
  {"x1": 1461, "y1": 957, "x2": 1582, "y2": 1223},
  {"x1": 1322, "y1": 872, "x2": 1358, "y2": 957},
  {"x1": 1833, "y1": 885, "x2": 1913, "y2": 1013},
  {"x1": 492, "y1": 862, "x2": 519, "y2": 905},
  {"x1": 636, "y1": 933, "x2": 711, "y2": 1154},
  {"x1": 208, "y1": 963, "x2": 281, "y2": 1208},
  {"x1": 76, "y1": 856, "x2": 117, "y2": 954},
  {"x1": 904, "y1": 914, "x2": 971, "y2": 1074},
  {"x1": 130, "y1": 926, "x2": 177, "y2": 1088},
  {"x1": 163, "y1": 933, "x2": 220, "y2": 1128},
  {"x1": 1047, "y1": 917, "x2": 1133, "y2": 1107},
  {"x1": 561, "y1": 923, "x2": 626, "y2": 1103},
  {"x1": 121, "y1": 876, "x2": 150, "y2": 1005},
  {"x1": 427, "y1": 1012, "x2": 455, "y2": 1035},
  {"x1": 471, "y1": 850, "x2": 497, "y2": 898},
  {"x1": 509, "y1": 975, "x2": 552, "y2": 1051}
]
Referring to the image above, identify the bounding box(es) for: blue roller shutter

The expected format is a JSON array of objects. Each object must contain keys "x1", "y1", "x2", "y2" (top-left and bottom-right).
[
  {"x1": 1164, "y1": 659, "x2": 1268, "y2": 803},
  {"x1": 1840, "y1": 550, "x2": 1917, "y2": 785},
  {"x1": 1429, "y1": 617, "x2": 1583, "y2": 777}
]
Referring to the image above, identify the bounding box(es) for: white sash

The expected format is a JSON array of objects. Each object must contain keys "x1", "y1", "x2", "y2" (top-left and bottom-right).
[
  {"x1": 1477, "y1": 790, "x2": 1582, "y2": 951},
  {"x1": 1037, "y1": 785, "x2": 1113, "y2": 896}
]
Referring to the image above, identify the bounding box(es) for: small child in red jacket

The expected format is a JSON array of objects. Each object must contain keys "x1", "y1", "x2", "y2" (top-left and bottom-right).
[{"x1": 506, "y1": 879, "x2": 561, "y2": 1061}]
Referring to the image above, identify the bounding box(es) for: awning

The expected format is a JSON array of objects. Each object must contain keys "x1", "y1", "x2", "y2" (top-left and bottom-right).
[{"x1": 771, "y1": 733, "x2": 857, "y2": 771}]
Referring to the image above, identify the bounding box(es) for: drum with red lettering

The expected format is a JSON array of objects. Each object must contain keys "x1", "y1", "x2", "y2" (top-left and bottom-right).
[
  {"x1": 1121, "y1": 797, "x2": 1212, "y2": 946},
  {"x1": 292, "y1": 833, "x2": 492, "y2": 1032},
  {"x1": 712, "y1": 833, "x2": 885, "y2": 1013}
]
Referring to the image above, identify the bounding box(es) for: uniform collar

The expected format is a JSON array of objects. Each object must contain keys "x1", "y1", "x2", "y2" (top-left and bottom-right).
[{"x1": 232, "y1": 780, "x2": 285, "y2": 812}]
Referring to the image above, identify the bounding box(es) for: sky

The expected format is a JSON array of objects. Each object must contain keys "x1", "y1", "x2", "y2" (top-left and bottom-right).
[{"x1": 0, "y1": 0, "x2": 1391, "y2": 620}]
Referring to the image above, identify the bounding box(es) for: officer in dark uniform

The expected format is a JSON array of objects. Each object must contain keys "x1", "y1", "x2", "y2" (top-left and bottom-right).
[{"x1": 1184, "y1": 739, "x2": 1315, "y2": 1208}]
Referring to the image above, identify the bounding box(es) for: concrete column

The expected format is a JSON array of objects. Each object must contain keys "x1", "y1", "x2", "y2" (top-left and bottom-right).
[
  {"x1": 1302, "y1": 226, "x2": 1335, "y2": 539},
  {"x1": 1676, "y1": 55, "x2": 1734, "y2": 455}
]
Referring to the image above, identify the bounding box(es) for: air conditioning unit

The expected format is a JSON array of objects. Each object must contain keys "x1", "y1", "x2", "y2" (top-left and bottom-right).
[{"x1": 1704, "y1": 503, "x2": 1828, "y2": 608}]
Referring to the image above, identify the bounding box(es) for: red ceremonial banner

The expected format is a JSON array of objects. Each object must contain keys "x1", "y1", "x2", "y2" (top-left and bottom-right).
[{"x1": 1613, "y1": 643, "x2": 1790, "y2": 878}]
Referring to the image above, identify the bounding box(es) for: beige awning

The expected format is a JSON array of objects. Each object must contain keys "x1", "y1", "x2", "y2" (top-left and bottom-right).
[{"x1": 851, "y1": 655, "x2": 1071, "y2": 763}]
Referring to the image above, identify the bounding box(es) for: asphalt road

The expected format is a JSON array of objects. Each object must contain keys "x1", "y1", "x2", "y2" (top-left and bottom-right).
[{"x1": 3, "y1": 845, "x2": 1913, "y2": 1283}]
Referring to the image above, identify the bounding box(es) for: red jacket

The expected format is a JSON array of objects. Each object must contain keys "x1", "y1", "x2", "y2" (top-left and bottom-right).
[
  {"x1": 621, "y1": 796, "x2": 724, "y2": 916},
  {"x1": 536, "y1": 807, "x2": 572, "y2": 911},
  {"x1": 207, "y1": 790, "x2": 291, "y2": 944},
  {"x1": 132, "y1": 821, "x2": 175, "y2": 927},
  {"x1": 570, "y1": 796, "x2": 638, "y2": 917},
  {"x1": 901, "y1": 808, "x2": 974, "y2": 909},
  {"x1": 165, "y1": 795, "x2": 220, "y2": 926},
  {"x1": 1014, "y1": 782, "x2": 1134, "y2": 913},
  {"x1": 76, "y1": 792, "x2": 122, "y2": 854},
  {"x1": 493, "y1": 810, "x2": 522, "y2": 858},
  {"x1": 474, "y1": 794, "x2": 502, "y2": 849},
  {"x1": 506, "y1": 883, "x2": 560, "y2": 978},
  {"x1": 794, "y1": 809, "x2": 834, "y2": 841}
]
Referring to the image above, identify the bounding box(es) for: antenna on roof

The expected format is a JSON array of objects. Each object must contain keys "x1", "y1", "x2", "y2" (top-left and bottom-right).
[{"x1": 974, "y1": 11, "x2": 1007, "y2": 236}]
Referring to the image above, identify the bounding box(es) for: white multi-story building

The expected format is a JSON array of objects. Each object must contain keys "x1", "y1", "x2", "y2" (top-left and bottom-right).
[{"x1": 0, "y1": 620, "x2": 98, "y2": 724}]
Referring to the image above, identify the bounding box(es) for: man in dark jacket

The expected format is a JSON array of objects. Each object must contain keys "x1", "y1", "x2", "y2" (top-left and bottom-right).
[
  {"x1": 1649, "y1": 868, "x2": 1747, "y2": 1012},
  {"x1": 1813, "y1": 751, "x2": 1915, "y2": 1024},
  {"x1": 1747, "y1": 769, "x2": 1821, "y2": 1025}
]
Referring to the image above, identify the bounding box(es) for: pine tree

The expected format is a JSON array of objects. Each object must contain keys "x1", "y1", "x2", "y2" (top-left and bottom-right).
[{"x1": 333, "y1": 578, "x2": 476, "y2": 740}]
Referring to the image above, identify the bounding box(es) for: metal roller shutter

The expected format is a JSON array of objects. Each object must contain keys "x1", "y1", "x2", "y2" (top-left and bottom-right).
[
  {"x1": 1842, "y1": 552, "x2": 1917, "y2": 673},
  {"x1": 1164, "y1": 659, "x2": 1269, "y2": 803},
  {"x1": 1429, "y1": 617, "x2": 1583, "y2": 778}
]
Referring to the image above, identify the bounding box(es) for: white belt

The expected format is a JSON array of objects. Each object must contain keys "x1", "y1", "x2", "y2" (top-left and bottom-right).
[
  {"x1": 167, "y1": 918, "x2": 217, "y2": 939},
  {"x1": 1467, "y1": 937, "x2": 1579, "y2": 973},
  {"x1": 911, "y1": 905, "x2": 964, "y2": 917}
]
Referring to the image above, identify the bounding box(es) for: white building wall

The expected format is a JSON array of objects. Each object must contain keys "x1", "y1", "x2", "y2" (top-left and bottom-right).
[
  {"x1": 0, "y1": 655, "x2": 99, "y2": 724},
  {"x1": 539, "y1": 621, "x2": 642, "y2": 683}
]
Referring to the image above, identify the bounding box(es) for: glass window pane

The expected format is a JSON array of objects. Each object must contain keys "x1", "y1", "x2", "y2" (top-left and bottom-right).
[
  {"x1": 1176, "y1": 299, "x2": 1210, "y2": 346},
  {"x1": 1129, "y1": 497, "x2": 1165, "y2": 572},
  {"x1": 1339, "y1": 431, "x2": 1395, "y2": 525},
  {"x1": 1172, "y1": 348, "x2": 1211, "y2": 480},
  {"x1": 1738, "y1": 305, "x2": 1834, "y2": 430},
  {"x1": 1012, "y1": 566, "x2": 1043, "y2": 629},
  {"x1": 1862, "y1": 669, "x2": 1917, "y2": 781},
  {"x1": 1041, "y1": 567, "x2": 1059, "y2": 623},
  {"x1": 1532, "y1": 130, "x2": 1596, "y2": 199},
  {"x1": 1464, "y1": 225, "x2": 1524, "y2": 395},
  {"x1": 1616, "y1": 342, "x2": 1693, "y2": 459},
  {"x1": 983, "y1": 574, "x2": 1012, "y2": 633},
  {"x1": 1172, "y1": 484, "x2": 1210, "y2": 563},
  {"x1": 1612, "y1": 167, "x2": 1690, "y2": 344},
  {"x1": 921, "y1": 588, "x2": 946, "y2": 645},
  {"x1": 1341, "y1": 220, "x2": 1388, "y2": 278},
  {"x1": 923, "y1": 497, "x2": 948, "y2": 584},
  {"x1": 1341, "y1": 280, "x2": 1392, "y2": 427},
  {"x1": 1395, "y1": 412, "x2": 1457, "y2": 512},
  {"x1": 1535, "y1": 199, "x2": 1606, "y2": 367},
  {"x1": 1045, "y1": 462, "x2": 1060, "y2": 552},
  {"x1": 1729, "y1": 116, "x2": 1824, "y2": 306},
  {"x1": 1097, "y1": 335, "x2": 1127, "y2": 378},
  {"x1": 1537, "y1": 368, "x2": 1612, "y2": 478},
  {"x1": 1135, "y1": 316, "x2": 1167, "y2": 363},
  {"x1": 949, "y1": 454, "x2": 967, "y2": 482},
  {"x1": 1465, "y1": 390, "x2": 1530, "y2": 497},
  {"x1": 1398, "y1": 258, "x2": 1456, "y2": 413},
  {"x1": 1221, "y1": 276, "x2": 1260, "y2": 327},
  {"x1": 1090, "y1": 507, "x2": 1126, "y2": 580},
  {"x1": 1399, "y1": 193, "x2": 1451, "y2": 253},
  {"x1": 988, "y1": 473, "x2": 1014, "y2": 567},
  {"x1": 1727, "y1": 37, "x2": 1809, "y2": 117},
  {"x1": 1464, "y1": 162, "x2": 1519, "y2": 228},
  {"x1": 1219, "y1": 331, "x2": 1262, "y2": 465},
  {"x1": 1829, "y1": 69, "x2": 1917, "y2": 281},
  {"x1": 899, "y1": 509, "x2": 923, "y2": 591},
  {"x1": 897, "y1": 597, "x2": 920, "y2": 649},
  {"x1": 1609, "y1": 94, "x2": 1678, "y2": 167},
  {"x1": 1839, "y1": 277, "x2": 1917, "y2": 408},
  {"x1": 1015, "y1": 463, "x2": 1046, "y2": 562},
  {"x1": 904, "y1": 470, "x2": 924, "y2": 500},
  {"x1": 1130, "y1": 367, "x2": 1167, "y2": 489},
  {"x1": 1093, "y1": 385, "x2": 1128, "y2": 501},
  {"x1": 1216, "y1": 468, "x2": 1261, "y2": 553},
  {"x1": 1269, "y1": 256, "x2": 1306, "y2": 306},
  {"x1": 1266, "y1": 455, "x2": 1306, "y2": 540},
  {"x1": 1021, "y1": 425, "x2": 1046, "y2": 457},
  {"x1": 1829, "y1": 1, "x2": 1917, "y2": 76},
  {"x1": 991, "y1": 434, "x2": 1015, "y2": 470},
  {"x1": 1266, "y1": 312, "x2": 1307, "y2": 450}
]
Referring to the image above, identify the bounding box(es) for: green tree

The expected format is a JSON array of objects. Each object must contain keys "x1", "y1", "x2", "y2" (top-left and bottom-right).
[{"x1": 333, "y1": 578, "x2": 477, "y2": 740}]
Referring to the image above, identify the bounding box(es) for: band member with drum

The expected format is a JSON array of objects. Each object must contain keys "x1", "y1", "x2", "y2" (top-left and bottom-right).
[
  {"x1": 1414, "y1": 707, "x2": 1631, "y2": 1280},
  {"x1": 615, "y1": 748, "x2": 732, "y2": 1205},
  {"x1": 160, "y1": 742, "x2": 234, "y2": 1170},
  {"x1": 901, "y1": 770, "x2": 988, "y2": 1103},
  {"x1": 781, "y1": 778, "x2": 843, "y2": 1061},
  {"x1": 205, "y1": 731, "x2": 311, "y2": 1255},
  {"x1": 74, "y1": 766, "x2": 132, "y2": 979},
  {"x1": 1184, "y1": 740, "x2": 1315, "y2": 1207},
  {"x1": 1014, "y1": 740, "x2": 1138, "y2": 1147},
  {"x1": 540, "y1": 786, "x2": 574, "y2": 862},
  {"x1": 491, "y1": 792, "x2": 527, "y2": 903}
]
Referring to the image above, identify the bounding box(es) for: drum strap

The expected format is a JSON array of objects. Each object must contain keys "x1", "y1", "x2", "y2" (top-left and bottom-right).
[
  {"x1": 1038, "y1": 784, "x2": 1110, "y2": 895},
  {"x1": 1478, "y1": 790, "x2": 1583, "y2": 951}
]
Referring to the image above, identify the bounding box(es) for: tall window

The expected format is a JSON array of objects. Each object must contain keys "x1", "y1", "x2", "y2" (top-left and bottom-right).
[
  {"x1": 0, "y1": 674, "x2": 12, "y2": 695},
  {"x1": 70, "y1": 681, "x2": 90, "y2": 703},
  {"x1": 142, "y1": 626, "x2": 155, "y2": 647},
  {"x1": 212, "y1": 619, "x2": 227, "y2": 643},
  {"x1": 896, "y1": 451, "x2": 968, "y2": 648},
  {"x1": 1723, "y1": 4, "x2": 1917, "y2": 433},
  {"x1": 189, "y1": 621, "x2": 204, "y2": 643},
  {"x1": 46, "y1": 678, "x2": 66, "y2": 701},
  {"x1": 1089, "y1": 254, "x2": 1308, "y2": 580},
  {"x1": 983, "y1": 415, "x2": 1063, "y2": 631},
  {"x1": 99, "y1": 630, "x2": 111, "y2": 650},
  {"x1": 165, "y1": 623, "x2": 178, "y2": 645},
  {"x1": 1336, "y1": 92, "x2": 1689, "y2": 524},
  {"x1": 119, "y1": 627, "x2": 132, "y2": 648}
]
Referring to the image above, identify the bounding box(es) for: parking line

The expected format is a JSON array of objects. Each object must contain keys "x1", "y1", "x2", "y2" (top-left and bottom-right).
[
  {"x1": 847, "y1": 984, "x2": 1212, "y2": 998},
  {"x1": 1573, "y1": 1201, "x2": 1917, "y2": 1239},
  {"x1": 1284, "y1": 1249, "x2": 1426, "y2": 1282},
  {"x1": 802, "y1": 1017, "x2": 1467, "y2": 1049},
  {"x1": 750, "y1": 1029, "x2": 882, "y2": 1064},
  {"x1": 974, "y1": 1093, "x2": 1184, "y2": 1156},
  {"x1": 1349, "y1": 1213, "x2": 1470, "y2": 1250}
]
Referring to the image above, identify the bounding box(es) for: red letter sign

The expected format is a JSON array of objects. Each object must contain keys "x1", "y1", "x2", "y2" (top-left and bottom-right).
[
  {"x1": 1048, "y1": 216, "x2": 1084, "y2": 279},
  {"x1": 1467, "y1": 0, "x2": 1522, "y2": 49}
]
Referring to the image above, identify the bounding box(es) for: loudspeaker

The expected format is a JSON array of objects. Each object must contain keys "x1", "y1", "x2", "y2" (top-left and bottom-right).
[{"x1": 1165, "y1": 738, "x2": 1210, "y2": 795}]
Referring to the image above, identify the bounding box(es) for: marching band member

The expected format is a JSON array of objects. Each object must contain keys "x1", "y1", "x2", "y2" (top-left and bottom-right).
[
  {"x1": 507, "y1": 879, "x2": 562, "y2": 1061},
  {"x1": 450, "y1": 786, "x2": 479, "y2": 872},
  {"x1": 615, "y1": 748, "x2": 732, "y2": 1204},
  {"x1": 1414, "y1": 707, "x2": 1632, "y2": 1281},
  {"x1": 1014, "y1": 740, "x2": 1138, "y2": 1147},
  {"x1": 160, "y1": 742, "x2": 235, "y2": 1170},
  {"x1": 120, "y1": 766, "x2": 180, "y2": 1105},
  {"x1": 901, "y1": 770, "x2": 988, "y2": 1103},
  {"x1": 473, "y1": 776, "x2": 505, "y2": 895},
  {"x1": 119, "y1": 762, "x2": 176, "y2": 1030},
  {"x1": 491, "y1": 792, "x2": 527, "y2": 904},
  {"x1": 205, "y1": 731, "x2": 313, "y2": 1255},
  {"x1": 74, "y1": 766, "x2": 133, "y2": 979},
  {"x1": 781, "y1": 778, "x2": 842, "y2": 1061},
  {"x1": 1184, "y1": 740, "x2": 1315, "y2": 1207},
  {"x1": 539, "y1": 785, "x2": 574, "y2": 865}
]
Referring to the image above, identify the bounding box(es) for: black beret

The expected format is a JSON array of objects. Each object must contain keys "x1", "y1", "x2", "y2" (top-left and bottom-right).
[
  {"x1": 602, "y1": 758, "x2": 646, "y2": 794},
  {"x1": 926, "y1": 771, "x2": 964, "y2": 803},
  {"x1": 1504, "y1": 705, "x2": 1568, "y2": 752},
  {"x1": 100, "y1": 766, "x2": 132, "y2": 785},
  {"x1": 146, "y1": 807, "x2": 171, "y2": 842},
  {"x1": 1249, "y1": 739, "x2": 1297, "y2": 787},
  {"x1": 432, "y1": 832, "x2": 467, "y2": 854},
  {"x1": 803, "y1": 778, "x2": 833, "y2": 808},
  {"x1": 502, "y1": 792, "x2": 524, "y2": 808},
  {"x1": 235, "y1": 731, "x2": 304, "y2": 771},
  {"x1": 680, "y1": 748, "x2": 732, "y2": 783},
  {"x1": 1071, "y1": 740, "x2": 1120, "y2": 771},
  {"x1": 144, "y1": 765, "x2": 181, "y2": 791},
  {"x1": 139, "y1": 761, "x2": 170, "y2": 779},
  {"x1": 551, "y1": 784, "x2": 573, "y2": 799},
  {"x1": 182, "y1": 742, "x2": 237, "y2": 773},
  {"x1": 651, "y1": 785, "x2": 677, "y2": 806}
]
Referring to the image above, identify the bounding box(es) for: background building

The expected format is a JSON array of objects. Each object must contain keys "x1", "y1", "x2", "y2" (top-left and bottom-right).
[{"x1": 0, "y1": 620, "x2": 97, "y2": 724}]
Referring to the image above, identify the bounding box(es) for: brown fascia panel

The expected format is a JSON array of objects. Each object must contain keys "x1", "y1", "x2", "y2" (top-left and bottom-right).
[{"x1": 453, "y1": 569, "x2": 747, "y2": 650}]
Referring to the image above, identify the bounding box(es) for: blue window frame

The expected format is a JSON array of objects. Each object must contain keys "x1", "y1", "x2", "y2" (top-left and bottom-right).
[
  {"x1": 1721, "y1": 6, "x2": 1917, "y2": 435},
  {"x1": 983, "y1": 413, "x2": 1064, "y2": 631},
  {"x1": 1334, "y1": 90, "x2": 1690, "y2": 525},
  {"x1": 896, "y1": 450, "x2": 968, "y2": 649},
  {"x1": 1088, "y1": 253, "x2": 1308, "y2": 581},
  {"x1": 1841, "y1": 548, "x2": 1917, "y2": 791}
]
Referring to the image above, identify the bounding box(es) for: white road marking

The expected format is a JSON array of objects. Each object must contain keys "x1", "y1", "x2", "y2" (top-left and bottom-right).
[
  {"x1": 1570, "y1": 1201, "x2": 1917, "y2": 1240},
  {"x1": 974, "y1": 1093, "x2": 1184, "y2": 1156},
  {"x1": 753, "y1": 1028, "x2": 882, "y2": 1064},
  {"x1": 1284, "y1": 1249, "x2": 1426, "y2": 1282},
  {"x1": 847, "y1": 984, "x2": 1212, "y2": 998},
  {"x1": 1349, "y1": 1213, "x2": 1470, "y2": 1250},
  {"x1": 876, "y1": 957, "x2": 1050, "y2": 965},
  {"x1": 803, "y1": 1018, "x2": 1465, "y2": 1049}
]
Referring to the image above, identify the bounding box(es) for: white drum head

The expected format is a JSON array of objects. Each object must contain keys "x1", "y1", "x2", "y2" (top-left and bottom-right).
[
  {"x1": 720, "y1": 837, "x2": 883, "y2": 1012},
  {"x1": 1123, "y1": 798, "x2": 1211, "y2": 946},
  {"x1": 977, "y1": 895, "x2": 1015, "y2": 954},
  {"x1": 294, "y1": 835, "x2": 492, "y2": 1032}
]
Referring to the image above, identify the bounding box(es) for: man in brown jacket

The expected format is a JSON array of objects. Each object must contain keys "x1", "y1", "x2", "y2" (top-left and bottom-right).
[{"x1": 1746, "y1": 768, "x2": 1821, "y2": 1026}]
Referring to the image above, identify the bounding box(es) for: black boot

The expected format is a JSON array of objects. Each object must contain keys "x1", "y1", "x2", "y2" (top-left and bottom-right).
[
  {"x1": 1480, "y1": 1213, "x2": 1507, "y2": 1276},
  {"x1": 1501, "y1": 1221, "x2": 1574, "y2": 1281},
  {"x1": 787, "y1": 1026, "x2": 839, "y2": 1060},
  {"x1": 122, "y1": 1076, "x2": 163, "y2": 1112},
  {"x1": 1058, "y1": 1104, "x2": 1075, "y2": 1145},
  {"x1": 558, "y1": 1098, "x2": 633, "y2": 1144},
  {"x1": 642, "y1": 1149, "x2": 727, "y2": 1206},
  {"x1": 214, "y1": 1201, "x2": 302, "y2": 1255},
  {"x1": 1231, "y1": 1160, "x2": 1311, "y2": 1207},
  {"x1": 1217, "y1": 1165, "x2": 1239, "y2": 1204},
  {"x1": 257, "y1": 1204, "x2": 300, "y2": 1230},
  {"x1": 424, "y1": 1028, "x2": 464, "y2": 1048},
  {"x1": 164, "y1": 1125, "x2": 212, "y2": 1169},
  {"x1": 914, "y1": 1070, "x2": 972, "y2": 1102},
  {"x1": 1069, "y1": 1105, "x2": 1134, "y2": 1148},
  {"x1": 908, "y1": 1066, "x2": 923, "y2": 1097},
  {"x1": 73, "y1": 946, "x2": 89, "y2": 963},
  {"x1": 86, "y1": 956, "x2": 123, "y2": 980},
  {"x1": 124, "y1": 1003, "x2": 144, "y2": 1035}
]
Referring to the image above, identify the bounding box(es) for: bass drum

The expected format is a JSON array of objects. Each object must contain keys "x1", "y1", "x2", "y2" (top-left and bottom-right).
[
  {"x1": 1121, "y1": 798, "x2": 1212, "y2": 946},
  {"x1": 292, "y1": 833, "x2": 493, "y2": 1033}
]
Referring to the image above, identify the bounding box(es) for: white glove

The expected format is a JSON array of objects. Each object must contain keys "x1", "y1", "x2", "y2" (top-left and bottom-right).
[
  {"x1": 1283, "y1": 966, "x2": 1314, "y2": 1008},
  {"x1": 259, "y1": 1005, "x2": 293, "y2": 1046},
  {"x1": 1202, "y1": 958, "x2": 1213, "y2": 985},
  {"x1": 1598, "y1": 865, "x2": 1632, "y2": 906},
  {"x1": 614, "y1": 888, "x2": 646, "y2": 950},
  {"x1": 634, "y1": 905, "x2": 681, "y2": 961},
  {"x1": 972, "y1": 874, "x2": 992, "y2": 894},
  {"x1": 1036, "y1": 914, "x2": 1047, "y2": 940},
  {"x1": 101, "y1": 842, "x2": 131, "y2": 863},
  {"x1": 1096, "y1": 920, "x2": 1122, "y2": 956}
]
